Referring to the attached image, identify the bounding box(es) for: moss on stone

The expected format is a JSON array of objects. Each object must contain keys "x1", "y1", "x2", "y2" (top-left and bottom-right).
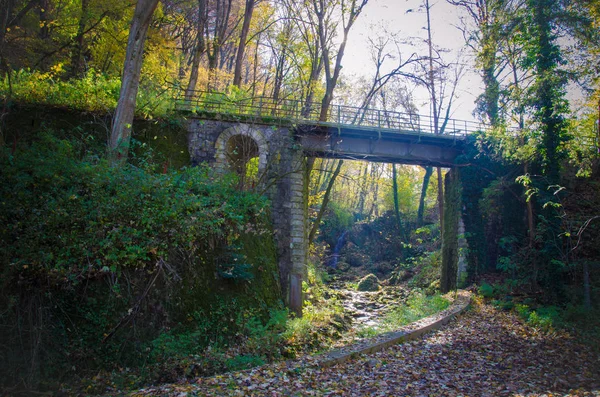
[{"x1": 357, "y1": 274, "x2": 380, "y2": 292}]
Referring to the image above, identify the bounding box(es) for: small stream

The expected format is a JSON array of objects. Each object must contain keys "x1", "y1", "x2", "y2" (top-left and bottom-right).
[
  {"x1": 328, "y1": 230, "x2": 348, "y2": 268},
  {"x1": 338, "y1": 289, "x2": 386, "y2": 327},
  {"x1": 326, "y1": 231, "x2": 410, "y2": 331},
  {"x1": 330, "y1": 282, "x2": 410, "y2": 329}
]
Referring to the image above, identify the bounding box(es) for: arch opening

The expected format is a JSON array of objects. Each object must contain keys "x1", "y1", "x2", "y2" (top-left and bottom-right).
[{"x1": 226, "y1": 134, "x2": 260, "y2": 190}]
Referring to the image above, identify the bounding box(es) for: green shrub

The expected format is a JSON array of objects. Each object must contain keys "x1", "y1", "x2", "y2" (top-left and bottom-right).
[
  {"x1": 408, "y1": 251, "x2": 442, "y2": 289},
  {"x1": 525, "y1": 306, "x2": 562, "y2": 332},
  {"x1": 1, "y1": 69, "x2": 177, "y2": 118},
  {"x1": 527, "y1": 311, "x2": 553, "y2": 331},
  {"x1": 0, "y1": 134, "x2": 282, "y2": 389},
  {"x1": 514, "y1": 304, "x2": 531, "y2": 320},
  {"x1": 225, "y1": 355, "x2": 266, "y2": 371},
  {"x1": 479, "y1": 282, "x2": 496, "y2": 298}
]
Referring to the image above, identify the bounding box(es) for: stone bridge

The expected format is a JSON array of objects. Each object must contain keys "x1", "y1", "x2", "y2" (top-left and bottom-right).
[{"x1": 182, "y1": 93, "x2": 476, "y2": 316}]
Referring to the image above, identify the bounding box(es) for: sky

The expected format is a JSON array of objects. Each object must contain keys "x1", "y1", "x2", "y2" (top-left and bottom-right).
[{"x1": 340, "y1": 0, "x2": 482, "y2": 122}]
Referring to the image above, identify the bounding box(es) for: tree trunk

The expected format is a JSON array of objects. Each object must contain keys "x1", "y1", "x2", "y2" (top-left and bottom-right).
[
  {"x1": 367, "y1": 163, "x2": 380, "y2": 219},
  {"x1": 206, "y1": 0, "x2": 233, "y2": 89},
  {"x1": 70, "y1": 0, "x2": 90, "y2": 78},
  {"x1": 272, "y1": 50, "x2": 286, "y2": 106},
  {"x1": 440, "y1": 168, "x2": 461, "y2": 293},
  {"x1": 392, "y1": 164, "x2": 402, "y2": 236},
  {"x1": 320, "y1": 158, "x2": 336, "y2": 191},
  {"x1": 425, "y1": 0, "x2": 444, "y2": 235},
  {"x1": 437, "y1": 167, "x2": 444, "y2": 231},
  {"x1": 529, "y1": 0, "x2": 565, "y2": 184},
  {"x1": 312, "y1": 158, "x2": 326, "y2": 195},
  {"x1": 108, "y1": 0, "x2": 159, "y2": 166},
  {"x1": 417, "y1": 166, "x2": 433, "y2": 226},
  {"x1": 232, "y1": 0, "x2": 255, "y2": 87},
  {"x1": 185, "y1": 0, "x2": 207, "y2": 101},
  {"x1": 302, "y1": 54, "x2": 322, "y2": 117},
  {"x1": 38, "y1": 0, "x2": 51, "y2": 39},
  {"x1": 308, "y1": 159, "x2": 343, "y2": 245},
  {"x1": 250, "y1": 32, "x2": 261, "y2": 97},
  {"x1": 583, "y1": 260, "x2": 591, "y2": 310},
  {"x1": 315, "y1": 0, "x2": 368, "y2": 121},
  {"x1": 524, "y1": 162, "x2": 538, "y2": 288},
  {"x1": 356, "y1": 162, "x2": 369, "y2": 216}
]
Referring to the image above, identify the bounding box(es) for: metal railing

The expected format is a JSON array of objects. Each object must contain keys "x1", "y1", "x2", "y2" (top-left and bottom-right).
[{"x1": 176, "y1": 91, "x2": 484, "y2": 138}]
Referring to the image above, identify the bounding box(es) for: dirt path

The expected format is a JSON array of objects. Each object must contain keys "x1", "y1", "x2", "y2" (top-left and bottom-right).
[{"x1": 134, "y1": 301, "x2": 600, "y2": 396}]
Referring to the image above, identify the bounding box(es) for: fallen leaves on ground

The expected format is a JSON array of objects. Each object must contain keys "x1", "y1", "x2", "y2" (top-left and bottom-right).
[{"x1": 133, "y1": 300, "x2": 600, "y2": 396}]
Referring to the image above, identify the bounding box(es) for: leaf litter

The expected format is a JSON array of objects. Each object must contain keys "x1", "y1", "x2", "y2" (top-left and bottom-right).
[{"x1": 132, "y1": 300, "x2": 599, "y2": 396}]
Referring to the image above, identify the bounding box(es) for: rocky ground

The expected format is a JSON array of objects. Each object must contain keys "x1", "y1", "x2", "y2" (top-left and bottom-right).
[
  {"x1": 132, "y1": 298, "x2": 600, "y2": 397},
  {"x1": 329, "y1": 284, "x2": 410, "y2": 332}
]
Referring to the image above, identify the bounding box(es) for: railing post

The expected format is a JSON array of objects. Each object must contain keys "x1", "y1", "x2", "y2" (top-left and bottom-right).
[
  {"x1": 337, "y1": 105, "x2": 341, "y2": 125},
  {"x1": 378, "y1": 110, "x2": 381, "y2": 130}
]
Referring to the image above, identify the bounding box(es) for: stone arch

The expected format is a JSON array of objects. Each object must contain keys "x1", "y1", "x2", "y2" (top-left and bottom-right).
[{"x1": 214, "y1": 124, "x2": 268, "y2": 184}]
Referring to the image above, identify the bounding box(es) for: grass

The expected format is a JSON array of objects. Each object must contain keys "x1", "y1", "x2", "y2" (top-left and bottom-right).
[{"x1": 356, "y1": 290, "x2": 451, "y2": 338}]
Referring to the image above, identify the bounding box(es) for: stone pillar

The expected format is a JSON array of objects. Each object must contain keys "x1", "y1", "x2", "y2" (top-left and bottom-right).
[
  {"x1": 441, "y1": 167, "x2": 462, "y2": 293},
  {"x1": 267, "y1": 131, "x2": 307, "y2": 317},
  {"x1": 288, "y1": 157, "x2": 307, "y2": 317}
]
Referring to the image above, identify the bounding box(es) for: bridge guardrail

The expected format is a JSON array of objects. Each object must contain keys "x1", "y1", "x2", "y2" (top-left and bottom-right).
[{"x1": 175, "y1": 90, "x2": 484, "y2": 138}]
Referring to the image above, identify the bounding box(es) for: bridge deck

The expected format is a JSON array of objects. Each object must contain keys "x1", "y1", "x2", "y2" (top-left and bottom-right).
[{"x1": 176, "y1": 91, "x2": 483, "y2": 138}]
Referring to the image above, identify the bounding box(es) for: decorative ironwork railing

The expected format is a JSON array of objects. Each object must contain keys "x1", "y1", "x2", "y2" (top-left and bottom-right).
[{"x1": 176, "y1": 91, "x2": 484, "y2": 138}]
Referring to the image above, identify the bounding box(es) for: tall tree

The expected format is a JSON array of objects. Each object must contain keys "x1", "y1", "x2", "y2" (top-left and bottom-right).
[
  {"x1": 70, "y1": 0, "x2": 91, "y2": 78},
  {"x1": 109, "y1": 0, "x2": 159, "y2": 166},
  {"x1": 448, "y1": 0, "x2": 505, "y2": 126},
  {"x1": 355, "y1": 27, "x2": 426, "y2": 120},
  {"x1": 417, "y1": 166, "x2": 433, "y2": 226},
  {"x1": 232, "y1": 0, "x2": 255, "y2": 87},
  {"x1": 392, "y1": 163, "x2": 403, "y2": 236},
  {"x1": 205, "y1": 0, "x2": 235, "y2": 85},
  {"x1": 0, "y1": 0, "x2": 37, "y2": 74},
  {"x1": 312, "y1": 0, "x2": 368, "y2": 121},
  {"x1": 279, "y1": 0, "x2": 324, "y2": 115},
  {"x1": 419, "y1": 0, "x2": 464, "y2": 231},
  {"x1": 525, "y1": 0, "x2": 567, "y2": 183},
  {"x1": 185, "y1": 0, "x2": 207, "y2": 100},
  {"x1": 308, "y1": 159, "x2": 343, "y2": 245}
]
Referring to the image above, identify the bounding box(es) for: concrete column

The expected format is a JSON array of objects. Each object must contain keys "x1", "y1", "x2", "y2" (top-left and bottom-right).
[{"x1": 441, "y1": 167, "x2": 462, "y2": 293}]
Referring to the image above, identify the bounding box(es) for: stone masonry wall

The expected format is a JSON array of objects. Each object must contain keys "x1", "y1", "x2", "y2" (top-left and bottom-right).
[{"x1": 187, "y1": 119, "x2": 307, "y2": 315}]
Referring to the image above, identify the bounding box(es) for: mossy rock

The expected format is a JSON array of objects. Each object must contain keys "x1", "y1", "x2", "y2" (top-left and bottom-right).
[{"x1": 357, "y1": 274, "x2": 380, "y2": 292}]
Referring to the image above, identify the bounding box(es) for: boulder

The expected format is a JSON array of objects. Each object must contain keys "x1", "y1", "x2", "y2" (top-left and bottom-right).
[{"x1": 357, "y1": 274, "x2": 380, "y2": 292}]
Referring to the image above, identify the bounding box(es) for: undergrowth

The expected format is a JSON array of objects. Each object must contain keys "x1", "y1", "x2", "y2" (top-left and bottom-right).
[
  {"x1": 0, "y1": 132, "x2": 282, "y2": 393},
  {"x1": 1, "y1": 69, "x2": 177, "y2": 118},
  {"x1": 478, "y1": 282, "x2": 600, "y2": 351},
  {"x1": 356, "y1": 290, "x2": 450, "y2": 338}
]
